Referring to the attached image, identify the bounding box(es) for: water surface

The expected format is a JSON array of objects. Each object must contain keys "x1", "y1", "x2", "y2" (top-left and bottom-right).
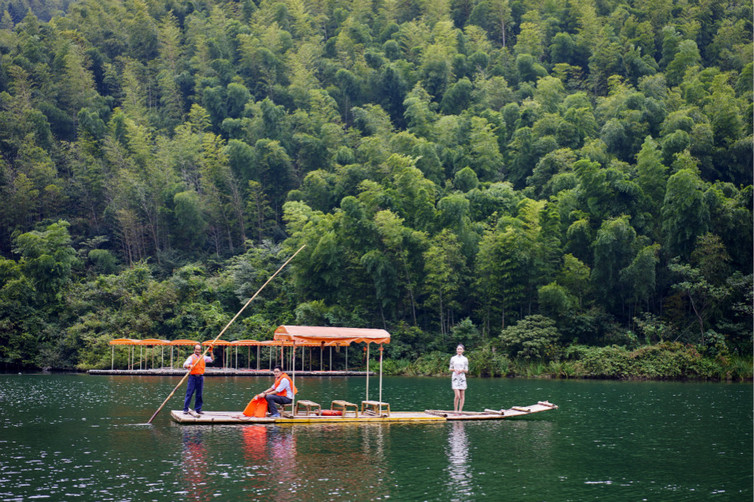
[{"x1": 1, "y1": 374, "x2": 751, "y2": 501}]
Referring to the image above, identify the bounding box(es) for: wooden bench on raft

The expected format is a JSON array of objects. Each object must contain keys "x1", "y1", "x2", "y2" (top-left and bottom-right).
[
  {"x1": 361, "y1": 400, "x2": 390, "y2": 417},
  {"x1": 294, "y1": 399, "x2": 322, "y2": 416},
  {"x1": 331, "y1": 400, "x2": 359, "y2": 417}
]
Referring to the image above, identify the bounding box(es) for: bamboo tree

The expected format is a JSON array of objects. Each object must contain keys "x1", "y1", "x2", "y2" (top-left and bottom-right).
[{"x1": 423, "y1": 229, "x2": 465, "y2": 336}]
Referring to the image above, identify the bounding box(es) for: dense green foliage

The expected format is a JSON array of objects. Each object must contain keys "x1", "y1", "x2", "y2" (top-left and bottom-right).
[
  {"x1": 405, "y1": 342, "x2": 752, "y2": 380},
  {"x1": 0, "y1": 0, "x2": 751, "y2": 376}
]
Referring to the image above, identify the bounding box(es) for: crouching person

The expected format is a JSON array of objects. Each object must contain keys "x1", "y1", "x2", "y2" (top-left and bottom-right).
[{"x1": 255, "y1": 365, "x2": 297, "y2": 417}]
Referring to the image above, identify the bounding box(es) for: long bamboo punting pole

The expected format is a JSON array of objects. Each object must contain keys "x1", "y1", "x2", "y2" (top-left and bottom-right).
[{"x1": 146, "y1": 245, "x2": 306, "y2": 424}]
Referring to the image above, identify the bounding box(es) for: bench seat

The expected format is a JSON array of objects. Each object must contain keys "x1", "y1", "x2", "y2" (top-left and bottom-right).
[{"x1": 361, "y1": 400, "x2": 390, "y2": 416}]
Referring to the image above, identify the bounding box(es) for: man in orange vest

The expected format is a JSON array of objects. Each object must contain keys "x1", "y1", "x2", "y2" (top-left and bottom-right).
[
  {"x1": 183, "y1": 344, "x2": 213, "y2": 415},
  {"x1": 255, "y1": 365, "x2": 297, "y2": 417}
]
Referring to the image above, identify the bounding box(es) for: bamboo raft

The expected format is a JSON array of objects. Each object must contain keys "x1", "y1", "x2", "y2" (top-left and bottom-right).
[{"x1": 170, "y1": 401, "x2": 557, "y2": 424}]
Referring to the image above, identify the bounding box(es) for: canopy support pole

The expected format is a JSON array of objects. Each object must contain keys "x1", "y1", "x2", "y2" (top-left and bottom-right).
[
  {"x1": 379, "y1": 345, "x2": 384, "y2": 408},
  {"x1": 366, "y1": 342, "x2": 369, "y2": 401},
  {"x1": 291, "y1": 343, "x2": 296, "y2": 413},
  {"x1": 111, "y1": 346, "x2": 114, "y2": 370}
]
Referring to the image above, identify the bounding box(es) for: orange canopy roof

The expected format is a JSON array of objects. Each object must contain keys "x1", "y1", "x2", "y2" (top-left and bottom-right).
[
  {"x1": 230, "y1": 339, "x2": 343, "y2": 347},
  {"x1": 136, "y1": 338, "x2": 170, "y2": 345},
  {"x1": 170, "y1": 339, "x2": 200, "y2": 346},
  {"x1": 231, "y1": 339, "x2": 287, "y2": 347},
  {"x1": 202, "y1": 340, "x2": 232, "y2": 346},
  {"x1": 110, "y1": 338, "x2": 137, "y2": 345},
  {"x1": 273, "y1": 325, "x2": 390, "y2": 345},
  {"x1": 230, "y1": 339, "x2": 267, "y2": 346}
]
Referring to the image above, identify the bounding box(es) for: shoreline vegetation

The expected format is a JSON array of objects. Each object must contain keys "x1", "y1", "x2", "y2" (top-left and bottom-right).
[{"x1": 392, "y1": 342, "x2": 753, "y2": 381}]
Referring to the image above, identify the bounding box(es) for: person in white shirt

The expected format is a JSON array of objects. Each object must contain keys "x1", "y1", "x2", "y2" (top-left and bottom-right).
[
  {"x1": 254, "y1": 366, "x2": 296, "y2": 417},
  {"x1": 182, "y1": 344, "x2": 213, "y2": 415},
  {"x1": 449, "y1": 344, "x2": 469, "y2": 413}
]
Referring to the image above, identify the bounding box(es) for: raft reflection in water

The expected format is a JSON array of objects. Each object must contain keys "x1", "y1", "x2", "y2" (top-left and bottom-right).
[
  {"x1": 181, "y1": 429, "x2": 211, "y2": 502},
  {"x1": 242, "y1": 425, "x2": 298, "y2": 500},
  {"x1": 242, "y1": 423, "x2": 388, "y2": 500}
]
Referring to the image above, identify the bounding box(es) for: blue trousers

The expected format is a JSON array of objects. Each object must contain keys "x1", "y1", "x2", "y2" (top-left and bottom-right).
[{"x1": 184, "y1": 374, "x2": 204, "y2": 412}]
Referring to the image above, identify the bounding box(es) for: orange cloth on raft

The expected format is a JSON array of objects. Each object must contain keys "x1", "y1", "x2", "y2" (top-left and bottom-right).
[{"x1": 243, "y1": 396, "x2": 267, "y2": 417}]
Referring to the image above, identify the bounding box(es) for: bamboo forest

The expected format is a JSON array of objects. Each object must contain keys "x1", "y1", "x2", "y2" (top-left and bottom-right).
[{"x1": 0, "y1": 0, "x2": 751, "y2": 378}]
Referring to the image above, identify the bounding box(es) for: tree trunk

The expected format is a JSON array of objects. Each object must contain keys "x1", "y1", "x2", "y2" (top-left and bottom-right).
[
  {"x1": 439, "y1": 290, "x2": 445, "y2": 337},
  {"x1": 687, "y1": 293, "x2": 705, "y2": 344}
]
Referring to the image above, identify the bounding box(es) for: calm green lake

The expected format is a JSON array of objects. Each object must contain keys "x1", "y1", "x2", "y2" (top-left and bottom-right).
[{"x1": 1, "y1": 373, "x2": 751, "y2": 501}]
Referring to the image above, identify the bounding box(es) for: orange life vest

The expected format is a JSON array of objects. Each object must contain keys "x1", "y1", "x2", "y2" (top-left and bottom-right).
[
  {"x1": 188, "y1": 354, "x2": 206, "y2": 375},
  {"x1": 273, "y1": 373, "x2": 297, "y2": 398}
]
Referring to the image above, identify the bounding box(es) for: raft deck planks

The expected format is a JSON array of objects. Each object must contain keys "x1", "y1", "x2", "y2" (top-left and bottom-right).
[
  {"x1": 426, "y1": 401, "x2": 558, "y2": 420},
  {"x1": 171, "y1": 410, "x2": 446, "y2": 424},
  {"x1": 169, "y1": 401, "x2": 557, "y2": 424}
]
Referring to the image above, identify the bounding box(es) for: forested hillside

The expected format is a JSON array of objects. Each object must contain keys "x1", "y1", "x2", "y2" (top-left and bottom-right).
[{"x1": 0, "y1": 0, "x2": 751, "y2": 374}]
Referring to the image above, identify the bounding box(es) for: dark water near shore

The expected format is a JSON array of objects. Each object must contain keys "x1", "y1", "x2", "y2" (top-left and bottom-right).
[{"x1": 1, "y1": 374, "x2": 751, "y2": 501}]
